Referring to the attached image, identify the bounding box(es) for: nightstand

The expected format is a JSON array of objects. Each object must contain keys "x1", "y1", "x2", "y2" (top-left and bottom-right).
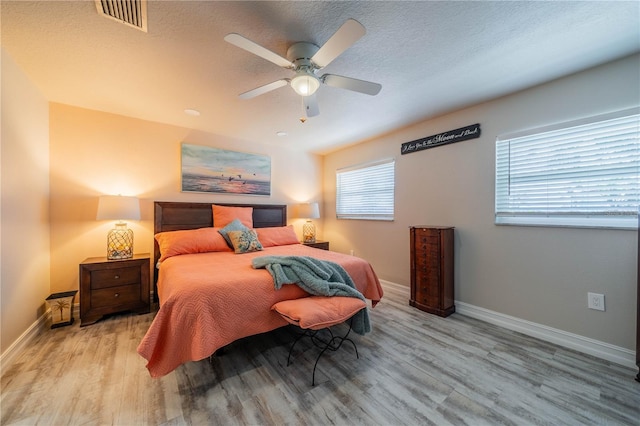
[
  {"x1": 79, "y1": 253, "x2": 150, "y2": 326},
  {"x1": 303, "y1": 240, "x2": 329, "y2": 250}
]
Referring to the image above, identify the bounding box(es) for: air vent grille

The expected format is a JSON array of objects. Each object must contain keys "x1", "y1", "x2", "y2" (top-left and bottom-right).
[{"x1": 95, "y1": 0, "x2": 148, "y2": 32}]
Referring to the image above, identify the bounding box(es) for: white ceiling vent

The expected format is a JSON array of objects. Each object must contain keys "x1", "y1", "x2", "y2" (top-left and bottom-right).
[{"x1": 95, "y1": 0, "x2": 148, "y2": 32}]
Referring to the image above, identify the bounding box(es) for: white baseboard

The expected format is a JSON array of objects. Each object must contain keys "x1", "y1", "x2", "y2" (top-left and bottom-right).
[
  {"x1": 0, "y1": 311, "x2": 48, "y2": 371},
  {"x1": 455, "y1": 301, "x2": 636, "y2": 370},
  {"x1": 0, "y1": 303, "x2": 80, "y2": 371},
  {"x1": 379, "y1": 280, "x2": 636, "y2": 370},
  {"x1": 379, "y1": 279, "x2": 404, "y2": 290}
]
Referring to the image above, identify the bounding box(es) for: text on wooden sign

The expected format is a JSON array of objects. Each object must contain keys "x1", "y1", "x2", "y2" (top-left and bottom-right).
[{"x1": 401, "y1": 123, "x2": 481, "y2": 155}]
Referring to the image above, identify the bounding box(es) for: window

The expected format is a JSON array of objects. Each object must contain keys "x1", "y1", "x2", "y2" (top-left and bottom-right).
[
  {"x1": 336, "y1": 158, "x2": 395, "y2": 220},
  {"x1": 495, "y1": 108, "x2": 639, "y2": 229}
]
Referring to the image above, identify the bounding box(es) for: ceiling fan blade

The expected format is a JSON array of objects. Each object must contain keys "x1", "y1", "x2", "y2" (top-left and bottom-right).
[
  {"x1": 303, "y1": 94, "x2": 320, "y2": 117},
  {"x1": 311, "y1": 19, "x2": 366, "y2": 68},
  {"x1": 224, "y1": 33, "x2": 292, "y2": 68},
  {"x1": 239, "y1": 79, "x2": 289, "y2": 99},
  {"x1": 322, "y1": 74, "x2": 382, "y2": 96}
]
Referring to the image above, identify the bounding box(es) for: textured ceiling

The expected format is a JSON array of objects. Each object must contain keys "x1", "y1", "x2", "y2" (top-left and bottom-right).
[{"x1": 2, "y1": 1, "x2": 639, "y2": 154}]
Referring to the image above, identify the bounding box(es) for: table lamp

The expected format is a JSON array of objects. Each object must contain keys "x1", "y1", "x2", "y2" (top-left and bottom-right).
[
  {"x1": 297, "y1": 202, "x2": 320, "y2": 243},
  {"x1": 97, "y1": 195, "x2": 140, "y2": 260}
]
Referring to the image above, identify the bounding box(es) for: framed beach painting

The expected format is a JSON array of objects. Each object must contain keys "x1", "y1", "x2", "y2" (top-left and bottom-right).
[{"x1": 181, "y1": 143, "x2": 271, "y2": 196}]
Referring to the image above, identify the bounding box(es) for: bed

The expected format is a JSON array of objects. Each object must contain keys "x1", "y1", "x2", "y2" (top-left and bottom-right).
[{"x1": 137, "y1": 201, "x2": 384, "y2": 377}]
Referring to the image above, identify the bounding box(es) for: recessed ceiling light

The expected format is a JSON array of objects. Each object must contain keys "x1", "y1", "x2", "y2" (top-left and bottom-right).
[
  {"x1": 276, "y1": 131, "x2": 287, "y2": 137},
  {"x1": 184, "y1": 109, "x2": 201, "y2": 116}
]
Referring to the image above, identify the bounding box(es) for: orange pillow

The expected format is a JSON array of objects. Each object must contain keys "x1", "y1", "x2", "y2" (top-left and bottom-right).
[
  {"x1": 272, "y1": 296, "x2": 366, "y2": 330},
  {"x1": 155, "y1": 227, "x2": 231, "y2": 262},
  {"x1": 256, "y1": 225, "x2": 300, "y2": 247},
  {"x1": 212, "y1": 205, "x2": 253, "y2": 228}
]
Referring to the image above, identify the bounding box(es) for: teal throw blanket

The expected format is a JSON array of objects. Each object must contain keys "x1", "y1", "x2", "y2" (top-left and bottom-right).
[{"x1": 252, "y1": 256, "x2": 370, "y2": 335}]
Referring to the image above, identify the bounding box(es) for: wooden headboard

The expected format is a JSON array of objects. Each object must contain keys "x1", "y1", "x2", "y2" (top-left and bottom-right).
[{"x1": 153, "y1": 201, "x2": 287, "y2": 293}]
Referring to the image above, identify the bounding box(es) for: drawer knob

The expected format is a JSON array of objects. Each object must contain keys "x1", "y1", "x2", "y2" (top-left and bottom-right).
[
  {"x1": 114, "y1": 275, "x2": 120, "y2": 279},
  {"x1": 114, "y1": 293, "x2": 120, "y2": 298}
]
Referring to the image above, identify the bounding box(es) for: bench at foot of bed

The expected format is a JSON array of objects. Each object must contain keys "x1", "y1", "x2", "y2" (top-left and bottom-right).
[{"x1": 272, "y1": 296, "x2": 367, "y2": 386}]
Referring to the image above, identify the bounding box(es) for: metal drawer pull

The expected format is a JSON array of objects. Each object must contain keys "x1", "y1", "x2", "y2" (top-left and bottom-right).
[
  {"x1": 114, "y1": 293, "x2": 120, "y2": 298},
  {"x1": 114, "y1": 275, "x2": 120, "y2": 279}
]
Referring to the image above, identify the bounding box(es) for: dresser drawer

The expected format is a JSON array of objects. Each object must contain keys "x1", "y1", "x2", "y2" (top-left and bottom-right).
[
  {"x1": 415, "y1": 231, "x2": 440, "y2": 248},
  {"x1": 91, "y1": 266, "x2": 140, "y2": 289},
  {"x1": 90, "y1": 284, "x2": 141, "y2": 308},
  {"x1": 414, "y1": 276, "x2": 441, "y2": 307}
]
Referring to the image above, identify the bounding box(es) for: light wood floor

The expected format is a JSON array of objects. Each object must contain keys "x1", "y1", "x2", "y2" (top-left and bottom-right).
[{"x1": 2, "y1": 282, "x2": 639, "y2": 425}]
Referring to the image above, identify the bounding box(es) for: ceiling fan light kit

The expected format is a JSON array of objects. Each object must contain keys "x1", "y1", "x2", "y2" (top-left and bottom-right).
[
  {"x1": 224, "y1": 18, "x2": 381, "y2": 118},
  {"x1": 291, "y1": 72, "x2": 320, "y2": 96}
]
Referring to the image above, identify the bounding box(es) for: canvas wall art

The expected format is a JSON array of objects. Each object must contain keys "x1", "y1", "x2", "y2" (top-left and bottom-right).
[{"x1": 181, "y1": 143, "x2": 271, "y2": 196}]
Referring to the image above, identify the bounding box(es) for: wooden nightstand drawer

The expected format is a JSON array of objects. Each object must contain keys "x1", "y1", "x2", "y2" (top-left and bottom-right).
[
  {"x1": 91, "y1": 266, "x2": 140, "y2": 289},
  {"x1": 90, "y1": 284, "x2": 141, "y2": 309},
  {"x1": 80, "y1": 254, "x2": 150, "y2": 326}
]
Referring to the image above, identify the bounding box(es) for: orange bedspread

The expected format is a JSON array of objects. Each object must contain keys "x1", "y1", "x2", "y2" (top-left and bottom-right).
[{"x1": 137, "y1": 244, "x2": 383, "y2": 377}]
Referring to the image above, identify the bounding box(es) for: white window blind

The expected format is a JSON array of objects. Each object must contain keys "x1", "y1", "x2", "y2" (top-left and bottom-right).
[
  {"x1": 495, "y1": 108, "x2": 640, "y2": 229},
  {"x1": 336, "y1": 159, "x2": 395, "y2": 220}
]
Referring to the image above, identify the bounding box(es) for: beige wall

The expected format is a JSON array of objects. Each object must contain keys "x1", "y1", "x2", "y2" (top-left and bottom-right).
[
  {"x1": 48, "y1": 103, "x2": 322, "y2": 294},
  {"x1": 323, "y1": 54, "x2": 639, "y2": 350},
  {"x1": 1, "y1": 49, "x2": 51, "y2": 354}
]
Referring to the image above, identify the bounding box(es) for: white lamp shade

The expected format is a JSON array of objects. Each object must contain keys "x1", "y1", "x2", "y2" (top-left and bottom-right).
[
  {"x1": 290, "y1": 73, "x2": 320, "y2": 96},
  {"x1": 96, "y1": 195, "x2": 140, "y2": 221},
  {"x1": 297, "y1": 202, "x2": 320, "y2": 219}
]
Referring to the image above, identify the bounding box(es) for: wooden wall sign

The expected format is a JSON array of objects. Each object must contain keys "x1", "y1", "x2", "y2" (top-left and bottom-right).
[{"x1": 401, "y1": 123, "x2": 481, "y2": 155}]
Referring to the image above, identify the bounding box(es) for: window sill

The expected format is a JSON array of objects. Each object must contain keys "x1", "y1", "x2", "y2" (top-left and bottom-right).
[{"x1": 495, "y1": 216, "x2": 638, "y2": 230}]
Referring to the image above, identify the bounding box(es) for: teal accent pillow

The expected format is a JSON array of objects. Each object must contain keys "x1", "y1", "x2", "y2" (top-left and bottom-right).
[
  {"x1": 218, "y1": 218, "x2": 250, "y2": 247},
  {"x1": 226, "y1": 229, "x2": 264, "y2": 254}
]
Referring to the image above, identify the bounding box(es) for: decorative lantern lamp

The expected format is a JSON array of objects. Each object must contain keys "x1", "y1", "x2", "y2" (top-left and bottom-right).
[
  {"x1": 297, "y1": 202, "x2": 320, "y2": 243},
  {"x1": 96, "y1": 195, "x2": 140, "y2": 260},
  {"x1": 46, "y1": 290, "x2": 78, "y2": 328}
]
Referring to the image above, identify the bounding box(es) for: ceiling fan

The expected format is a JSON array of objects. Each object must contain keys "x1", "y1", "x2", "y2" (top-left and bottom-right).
[{"x1": 224, "y1": 18, "x2": 381, "y2": 118}]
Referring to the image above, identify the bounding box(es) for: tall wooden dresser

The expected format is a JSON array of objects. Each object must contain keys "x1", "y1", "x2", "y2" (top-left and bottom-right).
[{"x1": 409, "y1": 226, "x2": 455, "y2": 317}]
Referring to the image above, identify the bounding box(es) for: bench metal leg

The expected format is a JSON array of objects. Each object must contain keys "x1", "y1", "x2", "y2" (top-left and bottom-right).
[{"x1": 286, "y1": 316, "x2": 360, "y2": 386}]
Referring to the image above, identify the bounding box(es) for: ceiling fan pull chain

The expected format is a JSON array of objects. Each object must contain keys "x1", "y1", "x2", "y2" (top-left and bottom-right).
[{"x1": 300, "y1": 97, "x2": 307, "y2": 123}]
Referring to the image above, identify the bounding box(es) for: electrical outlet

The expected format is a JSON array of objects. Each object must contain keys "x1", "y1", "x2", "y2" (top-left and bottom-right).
[{"x1": 588, "y1": 292, "x2": 605, "y2": 311}]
